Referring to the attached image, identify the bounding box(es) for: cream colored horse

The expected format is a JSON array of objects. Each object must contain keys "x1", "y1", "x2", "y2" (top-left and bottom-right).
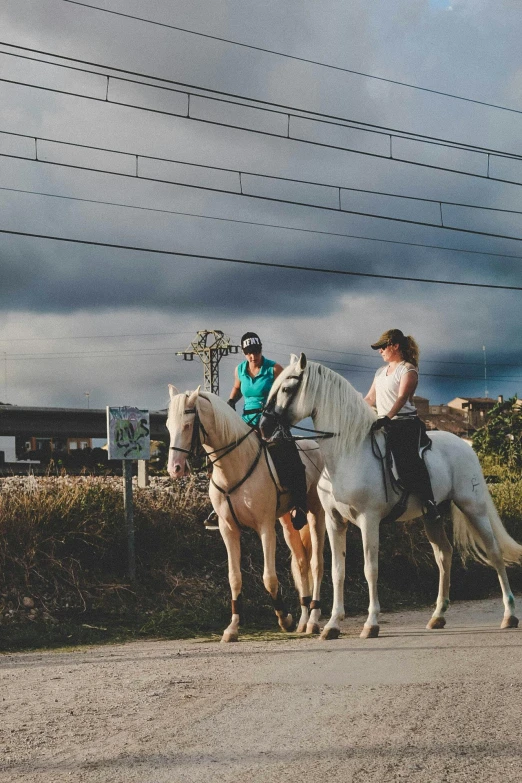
[
  {"x1": 261, "y1": 355, "x2": 522, "y2": 639},
  {"x1": 167, "y1": 385, "x2": 326, "y2": 642}
]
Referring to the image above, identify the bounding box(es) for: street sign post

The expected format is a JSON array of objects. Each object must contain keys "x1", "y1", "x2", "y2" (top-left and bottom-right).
[{"x1": 107, "y1": 407, "x2": 150, "y2": 580}]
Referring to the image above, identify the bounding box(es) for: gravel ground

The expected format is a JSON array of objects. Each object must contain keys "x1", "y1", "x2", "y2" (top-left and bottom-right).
[{"x1": 0, "y1": 596, "x2": 521, "y2": 783}]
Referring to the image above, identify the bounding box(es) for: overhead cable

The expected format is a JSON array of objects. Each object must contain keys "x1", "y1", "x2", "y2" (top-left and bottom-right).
[
  {"x1": 3, "y1": 47, "x2": 522, "y2": 187},
  {"x1": 0, "y1": 227, "x2": 520, "y2": 291},
  {"x1": 1, "y1": 325, "x2": 520, "y2": 369},
  {"x1": 59, "y1": 0, "x2": 522, "y2": 118},
  {"x1": 3, "y1": 183, "x2": 522, "y2": 265},
  {"x1": 1, "y1": 42, "x2": 521, "y2": 162},
  {"x1": 4, "y1": 133, "x2": 522, "y2": 243},
  {"x1": 5, "y1": 344, "x2": 521, "y2": 382}
]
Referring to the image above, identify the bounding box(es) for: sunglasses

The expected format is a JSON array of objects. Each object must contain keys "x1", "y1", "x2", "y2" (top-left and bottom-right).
[{"x1": 243, "y1": 346, "x2": 261, "y2": 355}]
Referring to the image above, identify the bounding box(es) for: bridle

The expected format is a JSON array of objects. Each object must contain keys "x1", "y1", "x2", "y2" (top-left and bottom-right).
[{"x1": 169, "y1": 398, "x2": 258, "y2": 465}]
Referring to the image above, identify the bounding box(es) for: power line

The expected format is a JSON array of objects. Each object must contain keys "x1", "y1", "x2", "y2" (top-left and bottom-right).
[
  {"x1": 59, "y1": 0, "x2": 522, "y2": 119},
  {"x1": 4, "y1": 47, "x2": 522, "y2": 187},
  {"x1": 5, "y1": 132, "x2": 522, "y2": 244},
  {"x1": 4, "y1": 343, "x2": 521, "y2": 382},
  {"x1": 2, "y1": 42, "x2": 521, "y2": 163},
  {"x1": 4, "y1": 159, "x2": 522, "y2": 230},
  {"x1": 1, "y1": 227, "x2": 521, "y2": 291},
  {"x1": 5, "y1": 183, "x2": 522, "y2": 266},
  {"x1": 0, "y1": 329, "x2": 194, "y2": 342},
  {"x1": 1, "y1": 329, "x2": 520, "y2": 369},
  {"x1": 262, "y1": 339, "x2": 522, "y2": 369}
]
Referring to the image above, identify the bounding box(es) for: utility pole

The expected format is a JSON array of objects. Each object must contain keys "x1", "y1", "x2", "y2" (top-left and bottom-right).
[
  {"x1": 483, "y1": 345, "x2": 489, "y2": 398},
  {"x1": 176, "y1": 330, "x2": 240, "y2": 395}
]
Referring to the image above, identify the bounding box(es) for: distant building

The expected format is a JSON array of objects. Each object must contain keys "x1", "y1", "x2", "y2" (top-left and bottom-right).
[
  {"x1": 412, "y1": 396, "x2": 429, "y2": 416},
  {"x1": 412, "y1": 395, "x2": 492, "y2": 441},
  {"x1": 447, "y1": 397, "x2": 499, "y2": 430},
  {"x1": 17, "y1": 436, "x2": 92, "y2": 461}
]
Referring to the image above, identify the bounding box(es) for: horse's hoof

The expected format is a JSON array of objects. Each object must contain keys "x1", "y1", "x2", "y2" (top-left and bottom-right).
[
  {"x1": 296, "y1": 622, "x2": 308, "y2": 634},
  {"x1": 221, "y1": 630, "x2": 239, "y2": 643},
  {"x1": 501, "y1": 615, "x2": 519, "y2": 629},
  {"x1": 426, "y1": 616, "x2": 446, "y2": 630},
  {"x1": 320, "y1": 626, "x2": 340, "y2": 640},
  {"x1": 360, "y1": 625, "x2": 380, "y2": 639},
  {"x1": 278, "y1": 614, "x2": 296, "y2": 632},
  {"x1": 306, "y1": 623, "x2": 321, "y2": 635}
]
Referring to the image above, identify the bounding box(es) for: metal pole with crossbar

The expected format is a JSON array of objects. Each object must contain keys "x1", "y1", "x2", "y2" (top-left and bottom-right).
[{"x1": 176, "y1": 330, "x2": 240, "y2": 395}]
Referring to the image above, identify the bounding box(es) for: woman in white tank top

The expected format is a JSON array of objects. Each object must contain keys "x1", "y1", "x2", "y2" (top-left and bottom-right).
[
  {"x1": 364, "y1": 328, "x2": 440, "y2": 522},
  {"x1": 364, "y1": 328, "x2": 419, "y2": 420}
]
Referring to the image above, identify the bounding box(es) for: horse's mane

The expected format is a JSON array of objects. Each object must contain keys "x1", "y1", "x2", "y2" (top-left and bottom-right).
[
  {"x1": 168, "y1": 390, "x2": 259, "y2": 461},
  {"x1": 296, "y1": 361, "x2": 376, "y2": 460}
]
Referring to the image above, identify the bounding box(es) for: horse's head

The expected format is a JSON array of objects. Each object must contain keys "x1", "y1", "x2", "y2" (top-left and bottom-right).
[
  {"x1": 166, "y1": 384, "x2": 201, "y2": 479},
  {"x1": 260, "y1": 353, "x2": 308, "y2": 439}
]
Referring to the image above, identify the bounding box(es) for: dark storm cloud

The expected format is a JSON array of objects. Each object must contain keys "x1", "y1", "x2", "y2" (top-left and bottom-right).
[{"x1": 0, "y1": 0, "x2": 521, "y2": 409}]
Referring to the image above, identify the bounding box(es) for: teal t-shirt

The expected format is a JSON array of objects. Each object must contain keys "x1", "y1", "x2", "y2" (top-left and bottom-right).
[{"x1": 238, "y1": 357, "x2": 276, "y2": 426}]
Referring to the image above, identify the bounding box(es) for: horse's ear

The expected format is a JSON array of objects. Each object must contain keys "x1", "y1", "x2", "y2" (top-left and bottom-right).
[
  {"x1": 290, "y1": 353, "x2": 299, "y2": 364},
  {"x1": 186, "y1": 386, "x2": 200, "y2": 407},
  {"x1": 168, "y1": 384, "x2": 180, "y2": 399},
  {"x1": 299, "y1": 353, "x2": 307, "y2": 371}
]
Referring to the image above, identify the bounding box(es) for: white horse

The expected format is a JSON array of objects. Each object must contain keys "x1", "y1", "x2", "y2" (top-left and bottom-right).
[
  {"x1": 260, "y1": 355, "x2": 522, "y2": 639},
  {"x1": 166, "y1": 385, "x2": 326, "y2": 642}
]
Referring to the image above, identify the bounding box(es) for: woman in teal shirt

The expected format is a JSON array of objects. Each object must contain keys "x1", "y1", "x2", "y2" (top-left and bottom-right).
[
  {"x1": 227, "y1": 332, "x2": 283, "y2": 427},
  {"x1": 227, "y1": 332, "x2": 307, "y2": 530}
]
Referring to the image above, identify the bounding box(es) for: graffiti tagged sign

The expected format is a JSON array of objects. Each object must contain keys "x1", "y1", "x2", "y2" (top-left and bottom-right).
[{"x1": 107, "y1": 407, "x2": 151, "y2": 460}]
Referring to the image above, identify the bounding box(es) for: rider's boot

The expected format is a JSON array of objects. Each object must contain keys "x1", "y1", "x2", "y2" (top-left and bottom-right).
[{"x1": 291, "y1": 506, "x2": 308, "y2": 531}]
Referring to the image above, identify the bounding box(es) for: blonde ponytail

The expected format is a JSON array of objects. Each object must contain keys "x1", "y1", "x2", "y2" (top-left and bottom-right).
[{"x1": 402, "y1": 335, "x2": 419, "y2": 367}]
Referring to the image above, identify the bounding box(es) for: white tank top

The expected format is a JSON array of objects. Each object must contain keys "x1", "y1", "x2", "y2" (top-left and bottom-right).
[{"x1": 374, "y1": 362, "x2": 418, "y2": 418}]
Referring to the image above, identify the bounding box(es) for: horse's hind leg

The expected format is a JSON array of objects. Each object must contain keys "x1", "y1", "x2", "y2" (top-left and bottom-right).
[
  {"x1": 279, "y1": 513, "x2": 312, "y2": 632},
  {"x1": 220, "y1": 518, "x2": 242, "y2": 643},
  {"x1": 423, "y1": 518, "x2": 453, "y2": 630},
  {"x1": 458, "y1": 503, "x2": 519, "y2": 629},
  {"x1": 259, "y1": 525, "x2": 295, "y2": 632}
]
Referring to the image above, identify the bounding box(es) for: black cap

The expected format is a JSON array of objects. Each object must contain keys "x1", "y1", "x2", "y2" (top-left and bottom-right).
[{"x1": 241, "y1": 332, "x2": 262, "y2": 351}]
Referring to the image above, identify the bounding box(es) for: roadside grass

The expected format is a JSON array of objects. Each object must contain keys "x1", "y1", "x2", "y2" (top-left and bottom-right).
[{"x1": 0, "y1": 464, "x2": 521, "y2": 652}]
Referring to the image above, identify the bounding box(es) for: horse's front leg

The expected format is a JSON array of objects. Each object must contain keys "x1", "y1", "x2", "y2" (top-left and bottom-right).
[
  {"x1": 279, "y1": 512, "x2": 312, "y2": 633},
  {"x1": 423, "y1": 518, "x2": 453, "y2": 629},
  {"x1": 359, "y1": 512, "x2": 381, "y2": 638},
  {"x1": 219, "y1": 516, "x2": 242, "y2": 643},
  {"x1": 259, "y1": 525, "x2": 295, "y2": 632},
  {"x1": 320, "y1": 511, "x2": 347, "y2": 640}
]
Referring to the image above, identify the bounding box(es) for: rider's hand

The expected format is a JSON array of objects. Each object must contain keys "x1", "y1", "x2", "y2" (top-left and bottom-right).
[
  {"x1": 371, "y1": 415, "x2": 391, "y2": 432},
  {"x1": 227, "y1": 399, "x2": 236, "y2": 410}
]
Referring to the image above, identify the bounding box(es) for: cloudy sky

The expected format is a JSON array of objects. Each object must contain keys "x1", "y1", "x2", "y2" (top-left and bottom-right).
[{"x1": 1, "y1": 0, "x2": 522, "y2": 435}]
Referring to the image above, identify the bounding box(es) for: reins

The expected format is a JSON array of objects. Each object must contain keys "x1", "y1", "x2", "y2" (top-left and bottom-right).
[{"x1": 169, "y1": 399, "x2": 267, "y2": 529}]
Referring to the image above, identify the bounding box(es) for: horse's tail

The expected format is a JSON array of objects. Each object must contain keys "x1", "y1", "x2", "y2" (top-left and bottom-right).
[{"x1": 451, "y1": 480, "x2": 522, "y2": 566}]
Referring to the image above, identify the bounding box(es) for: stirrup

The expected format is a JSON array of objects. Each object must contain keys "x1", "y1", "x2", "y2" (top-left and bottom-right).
[
  {"x1": 203, "y1": 510, "x2": 219, "y2": 531},
  {"x1": 381, "y1": 490, "x2": 409, "y2": 523},
  {"x1": 424, "y1": 500, "x2": 442, "y2": 523}
]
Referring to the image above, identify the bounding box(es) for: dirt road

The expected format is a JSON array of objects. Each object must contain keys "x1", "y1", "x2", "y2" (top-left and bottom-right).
[{"x1": 1, "y1": 597, "x2": 521, "y2": 783}]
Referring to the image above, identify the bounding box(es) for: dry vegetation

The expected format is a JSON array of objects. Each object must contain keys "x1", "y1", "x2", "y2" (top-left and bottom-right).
[{"x1": 0, "y1": 465, "x2": 521, "y2": 651}]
